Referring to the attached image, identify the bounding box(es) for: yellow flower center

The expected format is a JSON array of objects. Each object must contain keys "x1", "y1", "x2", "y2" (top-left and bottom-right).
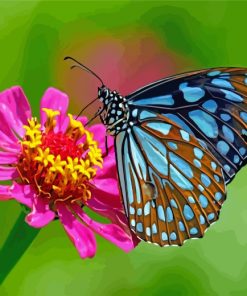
[{"x1": 17, "y1": 109, "x2": 103, "y2": 207}]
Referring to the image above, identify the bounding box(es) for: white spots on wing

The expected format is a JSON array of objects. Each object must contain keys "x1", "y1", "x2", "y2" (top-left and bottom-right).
[
  {"x1": 144, "y1": 202, "x2": 151, "y2": 216},
  {"x1": 180, "y1": 130, "x2": 190, "y2": 141},
  {"x1": 158, "y1": 205, "x2": 166, "y2": 222},
  {"x1": 147, "y1": 122, "x2": 172, "y2": 136}
]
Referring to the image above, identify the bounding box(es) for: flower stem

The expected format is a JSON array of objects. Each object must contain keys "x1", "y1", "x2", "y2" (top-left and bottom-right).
[{"x1": 0, "y1": 212, "x2": 40, "y2": 284}]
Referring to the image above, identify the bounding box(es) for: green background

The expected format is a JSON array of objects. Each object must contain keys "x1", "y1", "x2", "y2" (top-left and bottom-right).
[{"x1": 0, "y1": 1, "x2": 247, "y2": 295}]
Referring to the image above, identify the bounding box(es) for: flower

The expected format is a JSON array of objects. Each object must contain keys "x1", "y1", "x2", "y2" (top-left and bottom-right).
[{"x1": 0, "y1": 86, "x2": 139, "y2": 258}]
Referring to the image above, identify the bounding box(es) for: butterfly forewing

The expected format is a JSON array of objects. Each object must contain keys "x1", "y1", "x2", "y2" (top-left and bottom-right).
[
  {"x1": 115, "y1": 114, "x2": 226, "y2": 246},
  {"x1": 128, "y1": 68, "x2": 247, "y2": 183}
]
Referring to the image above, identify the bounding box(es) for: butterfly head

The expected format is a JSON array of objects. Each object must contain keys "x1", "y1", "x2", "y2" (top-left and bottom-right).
[
  {"x1": 98, "y1": 86, "x2": 110, "y2": 103},
  {"x1": 97, "y1": 86, "x2": 129, "y2": 135}
]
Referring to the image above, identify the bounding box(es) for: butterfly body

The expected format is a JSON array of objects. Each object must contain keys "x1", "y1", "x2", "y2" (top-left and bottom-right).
[{"x1": 97, "y1": 67, "x2": 247, "y2": 246}]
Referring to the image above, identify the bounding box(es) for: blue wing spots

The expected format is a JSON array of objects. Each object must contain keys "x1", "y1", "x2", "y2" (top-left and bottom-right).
[
  {"x1": 158, "y1": 205, "x2": 166, "y2": 222},
  {"x1": 129, "y1": 206, "x2": 135, "y2": 215},
  {"x1": 134, "y1": 127, "x2": 168, "y2": 176},
  {"x1": 199, "y1": 215, "x2": 205, "y2": 225},
  {"x1": 214, "y1": 174, "x2": 220, "y2": 182},
  {"x1": 221, "y1": 89, "x2": 243, "y2": 102},
  {"x1": 202, "y1": 100, "x2": 218, "y2": 113},
  {"x1": 189, "y1": 110, "x2": 218, "y2": 138},
  {"x1": 244, "y1": 77, "x2": 247, "y2": 85},
  {"x1": 240, "y1": 112, "x2": 247, "y2": 123},
  {"x1": 199, "y1": 194, "x2": 208, "y2": 208},
  {"x1": 123, "y1": 149, "x2": 134, "y2": 204},
  {"x1": 188, "y1": 196, "x2": 195, "y2": 203},
  {"x1": 179, "y1": 221, "x2": 185, "y2": 231},
  {"x1": 170, "y1": 232, "x2": 177, "y2": 241},
  {"x1": 133, "y1": 94, "x2": 174, "y2": 106},
  {"x1": 211, "y1": 78, "x2": 234, "y2": 90},
  {"x1": 147, "y1": 122, "x2": 172, "y2": 136},
  {"x1": 152, "y1": 223, "x2": 158, "y2": 234},
  {"x1": 183, "y1": 205, "x2": 194, "y2": 221},
  {"x1": 166, "y1": 207, "x2": 174, "y2": 222},
  {"x1": 207, "y1": 70, "x2": 221, "y2": 76},
  {"x1": 224, "y1": 164, "x2": 231, "y2": 173},
  {"x1": 146, "y1": 227, "x2": 151, "y2": 236},
  {"x1": 129, "y1": 134, "x2": 147, "y2": 180},
  {"x1": 198, "y1": 184, "x2": 204, "y2": 192},
  {"x1": 170, "y1": 199, "x2": 178, "y2": 208},
  {"x1": 169, "y1": 152, "x2": 194, "y2": 179},
  {"x1": 162, "y1": 232, "x2": 168, "y2": 241},
  {"x1": 132, "y1": 109, "x2": 138, "y2": 117},
  {"x1": 215, "y1": 192, "x2": 222, "y2": 201},
  {"x1": 163, "y1": 113, "x2": 194, "y2": 135},
  {"x1": 180, "y1": 130, "x2": 190, "y2": 141},
  {"x1": 179, "y1": 82, "x2": 205, "y2": 102},
  {"x1": 234, "y1": 155, "x2": 240, "y2": 164},
  {"x1": 170, "y1": 164, "x2": 194, "y2": 190},
  {"x1": 198, "y1": 139, "x2": 207, "y2": 149},
  {"x1": 239, "y1": 147, "x2": 246, "y2": 156},
  {"x1": 137, "y1": 208, "x2": 142, "y2": 216},
  {"x1": 144, "y1": 202, "x2": 151, "y2": 216},
  {"x1": 139, "y1": 110, "x2": 157, "y2": 120},
  {"x1": 242, "y1": 129, "x2": 247, "y2": 136},
  {"x1": 201, "y1": 173, "x2": 211, "y2": 187},
  {"x1": 136, "y1": 222, "x2": 143, "y2": 232},
  {"x1": 167, "y1": 142, "x2": 178, "y2": 150},
  {"x1": 220, "y1": 113, "x2": 231, "y2": 121},
  {"x1": 190, "y1": 227, "x2": 198, "y2": 235},
  {"x1": 222, "y1": 125, "x2": 234, "y2": 143},
  {"x1": 194, "y1": 147, "x2": 204, "y2": 159},
  {"x1": 131, "y1": 219, "x2": 136, "y2": 227},
  {"x1": 217, "y1": 141, "x2": 230, "y2": 155},
  {"x1": 193, "y1": 159, "x2": 201, "y2": 168},
  {"x1": 211, "y1": 161, "x2": 217, "y2": 170},
  {"x1": 208, "y1": 213, "x2": 215, "y2": 220}
]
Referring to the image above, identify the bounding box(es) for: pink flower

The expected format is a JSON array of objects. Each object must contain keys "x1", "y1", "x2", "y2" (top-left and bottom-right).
[{"x1": 0, "y1": 86, "x2": 139, "y2": 258}]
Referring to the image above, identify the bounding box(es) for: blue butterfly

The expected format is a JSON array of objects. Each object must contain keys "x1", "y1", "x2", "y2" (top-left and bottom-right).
[{"x1": 66, "y1": 58, "x2": 247, "y2": 246}]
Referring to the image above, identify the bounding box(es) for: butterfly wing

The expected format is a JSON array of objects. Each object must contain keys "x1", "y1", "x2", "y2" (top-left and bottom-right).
[
  {"x1": 127, "y1": 67, "x2": 247, "y2": 183},
  {"x1": 115, "y1": 114, "x2": 226, "y2": 246}
]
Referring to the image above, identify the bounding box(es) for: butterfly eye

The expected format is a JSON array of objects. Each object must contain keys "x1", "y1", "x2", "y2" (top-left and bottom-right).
[{"x1": 102, "y1": 88, "x2": 109, "y2": 98}]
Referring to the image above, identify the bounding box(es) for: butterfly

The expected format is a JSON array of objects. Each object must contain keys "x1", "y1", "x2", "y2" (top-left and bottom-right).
[{"x1": 65, "y1": 57, "x2": 247, "y2": 246}]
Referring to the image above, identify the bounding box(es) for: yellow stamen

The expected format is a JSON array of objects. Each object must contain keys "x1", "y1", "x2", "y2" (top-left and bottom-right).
[{"x1": 17, "y1": 108, "x2": 103, "y2": 204}]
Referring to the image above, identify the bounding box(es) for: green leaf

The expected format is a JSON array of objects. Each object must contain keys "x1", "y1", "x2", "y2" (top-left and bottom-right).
[{"x1": 0, "y1": 212, "x2": 40, "y2": 284}]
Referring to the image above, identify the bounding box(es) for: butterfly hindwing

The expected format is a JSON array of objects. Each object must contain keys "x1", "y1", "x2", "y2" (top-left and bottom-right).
[
  {"x1": 128, "y1": 68, "x2": 247, "y2": 183},
  {"x1": 115, "y1": 114, "x2": 226, "y2": 246}
]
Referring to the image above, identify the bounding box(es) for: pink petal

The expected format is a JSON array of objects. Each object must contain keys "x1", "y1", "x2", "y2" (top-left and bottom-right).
[
  {"x1": 10, "y1": 182, "x2": 34, "y2": 208},
  {"x1": 94, "y1": 146, "x2": 117, "y2": 179},
  {"x1": 0, "y1": 185, "x2": 11, "y2": 200},
  {"x1": 92, "y1": 177, "x2": 119, "y2": 194},
  {"x1": 0, "y1": 86, "x2": 31, "y2": 137},
  {"x1": 25, "y1": 196, "x2": 55, "y2": 228},
  {"x1": 40, "y1": 88, "x2": 69, "y2": 132},
  {"x1": 76, "y1": 116, "x2": 88, "y2": 126},
  {"x1": 72, "y1": 204, "x2": 137, "y2": 252},
  {"x1": 57, "y1": 203, "x2": 96, "y2": 259},
  {"x1": 0, "y1": 151, "x2": 19, "y2": 164},
  {"x1": 0, "y1": 110, "x2": 19, "y2": 144},
  {"x1": 88, "y1": 124, "x2": 114, "y2": 154},
  {"x1": 0, "y1": 166, "x2": 19, "y2": 180}
]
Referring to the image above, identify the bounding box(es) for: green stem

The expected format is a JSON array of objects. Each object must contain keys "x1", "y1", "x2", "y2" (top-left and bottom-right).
[{"x1": 0, "y1": 212, "x2": 40, "y2": 284}]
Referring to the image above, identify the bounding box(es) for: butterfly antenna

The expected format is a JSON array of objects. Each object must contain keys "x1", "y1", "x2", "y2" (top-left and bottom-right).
[
  {"x1": 84, "y1": 108, "x2": 103, "y2": 126},
  {"x1": 64, "y1": 56, "x2": 104, "y2": 86},
  {"x1": 76, "y1": 97, "x2": 99, "y2": 119}
]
